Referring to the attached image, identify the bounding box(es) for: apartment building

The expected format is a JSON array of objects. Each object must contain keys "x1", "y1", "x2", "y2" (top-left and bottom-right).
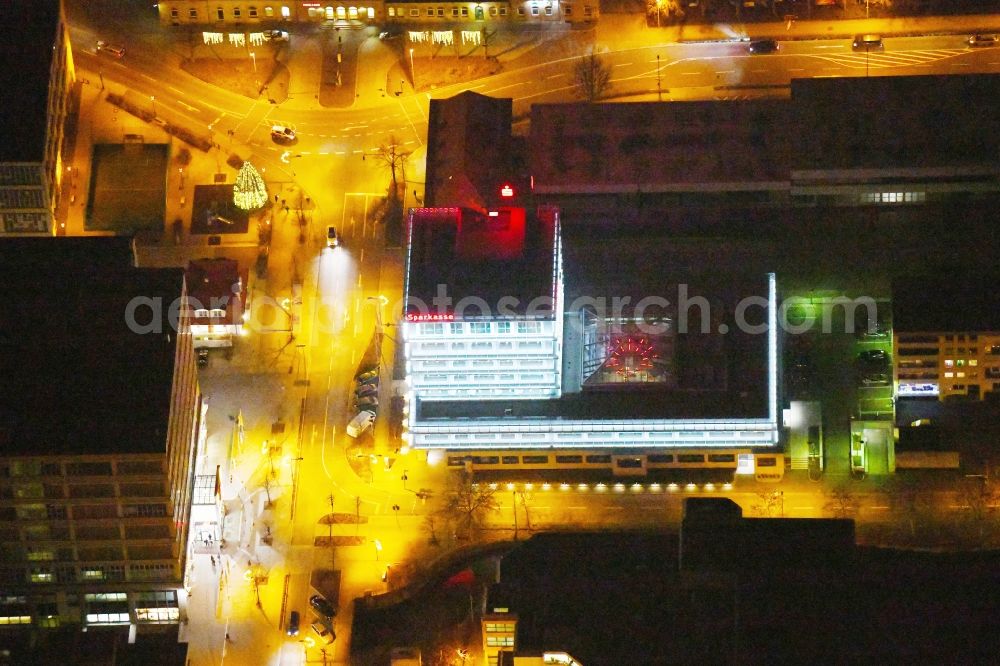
[
  {"x1": 893, "y1": 276, "x2": 1000, "y2": 401},
  {"x1": 0, "y1": 238, "x2": 201, "y2": 629},
  {"x1": 0, "y1": 0, "x2": 75, "y2": 236},
  {"x1": 156, "y1": 0, "x2": 598, "y2": 26}
]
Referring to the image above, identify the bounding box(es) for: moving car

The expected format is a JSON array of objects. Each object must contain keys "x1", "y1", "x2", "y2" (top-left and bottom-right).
[
  {"x1": 326, "y1": 225, "x2": 339, "y2": 248},
  {"x1": 309, "y1": 595, "x2": 336, "y2": 619},
  {"x1": 286, "y1": 610, "x2": 300, "y2": 636},
  {"x1": 968, "y1": 34, "x2": 998, "y2": 48},
  {"x1": 346, "y1": 410, "x2": 376, "y2": 438},
  {"x1": 264, "y1": 29, "x2": 290, "y2": 42},
  {"x1": 852, "y1": 34, "x2": 884, "y2": 51},
  {"x1": 270, "y1": 125, "x2": 296, "y2": 143},
  {"x1": 197, "y1": 348, "x2": 209, "y2": 368},
  {"x1": 748, "y1": 39, "x2": 779, "y2": 54},
  {"x1": 96, "y1": 41, "x2": 125, "y2": 58}
]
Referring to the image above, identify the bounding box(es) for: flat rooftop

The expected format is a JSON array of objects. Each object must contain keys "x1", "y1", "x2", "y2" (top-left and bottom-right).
[
  {"x1": 893, "y1": 273, "x2": 1000, "y2": 333},
  {"x1": 0, "y1": 238, "x2": 184, "y2": 456},
  {"x1": 0, "y1": 0, "x2": 60, "y2": 162},
  {"x1": 404, "y1": 206, "x2": 558, "y2": 319},
  {"x1": 791, "y1": 74, "x2": 1000, "y2": 172}
]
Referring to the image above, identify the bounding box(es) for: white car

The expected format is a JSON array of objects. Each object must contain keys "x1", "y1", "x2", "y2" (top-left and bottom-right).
[
  {"x1": 346, "y1": 410, "x2": 375, "y2": 438},
  {"x1": 96, "y1": 41, "x2": 125, "y2": 58},
  {"x1": 264, "y1": 30, "x2": 290, "y2": 42},
  {"x1": 968, "y1": 34, "x2": 998, "y2": 48},
  {"x1": 270, "y1": 125, "x2": 296, "y2": 142}
]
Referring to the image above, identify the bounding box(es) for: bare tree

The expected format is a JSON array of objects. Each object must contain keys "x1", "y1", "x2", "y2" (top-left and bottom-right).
[
  {"x1": 824, "y1": 484, "x2": 857, "y2": 519},
  {"x1": 752, "y1": 490, "x2": 782, "y2": 517},
  {"x1": 956, "y1": 476, "x2": 997, "y2": 546},
  {"x1": 440, "y1": 470, "x2": 499, "y2": 539},
  {"x1": 367, "y1": 135, "x2": 411, "y2": 195},
  {"x1": 572, "y1": 52, "x2": 612, "y2": 102},
  {"x1": 515, "y1": 490, "x2": 533, "y2": 532}
]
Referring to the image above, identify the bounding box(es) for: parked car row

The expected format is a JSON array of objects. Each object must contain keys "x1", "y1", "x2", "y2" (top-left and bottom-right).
[
  {"x1": 286, "y1": 594, "x2": 336, "y2": 643},
  {"x1": 346, "y1": 368, "x2": 380, "y2": 438}
]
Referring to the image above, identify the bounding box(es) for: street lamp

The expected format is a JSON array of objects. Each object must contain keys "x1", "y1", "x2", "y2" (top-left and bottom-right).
[
  {"x1": 409, "y1": 48, "x2": 415, "y2": 88},
  {"x1": 373, "y1": 538, "x2": 382, "y2": 561},
  {"x1": 249, "y1": 51, "x2": 257, "y2": 73},
  {"x1": 150, "y1": 95, "x2": 156, "y2": 117},
  {"x1": 655, "y1": 0, "x2": 663, "y2": 28}
]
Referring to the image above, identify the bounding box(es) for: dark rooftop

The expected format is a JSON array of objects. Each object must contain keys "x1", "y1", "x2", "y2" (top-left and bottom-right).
[
  {"x1": 491, "y1": 523, "x2": 1000, "y2": 664},
  {"x1": 404, "y1": 206, "x2": 558, "y2": 319},
  {"x1": 0, "y1": 238, "x2": 184, "y2": 456},
  {"x1": 425, "y1": 91, "x2": 513, "y2": 208},
  {"x1": 791, "y1": 74, "x2": 1000, "y2": 172},
  {"x1": 892, "y1": 273, "x2": 1000, "y2": 332},
  {"x1": 530, "y1": 99, "x2": 792, "y2": 193},
  {"x1": 0, "y1": 0, "x2": 61, "y2": 162}
]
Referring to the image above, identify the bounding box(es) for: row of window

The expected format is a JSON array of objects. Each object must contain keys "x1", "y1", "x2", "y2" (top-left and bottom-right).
[
  {"x1": 419, "y1": 321, "x2": 543, "y2": 336},
  {"x1": 417, "y1": 358, "x2": 551, "y2": 368},
  {"x1": 448, "y1": 453, "x2": 745, "y2": 466},
  {"x1": 169, "y1": 5, "x2": 290, "y2": 21},
  {"x1": 1, "y1": 460, "x2": 163, "y2": 478},
  {"x1": 416, "y1": 340, "x2": 550, "y2": 352},
  {"x1": 858, "y1": 191, "x2": 926, "y2": 204},
  {"x1": 8, "y1": 563, "x2": 175, "y2": 585},
  {"x1": 418, "y1": 373, "x2": 554, "y2": 383},
  {"x1": 0, "y1": 482, "x2": 166, "y2": 500}
]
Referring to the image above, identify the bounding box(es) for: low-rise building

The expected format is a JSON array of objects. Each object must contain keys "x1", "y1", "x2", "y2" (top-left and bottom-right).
[
  {"x1": 893, "y1": 275, "x2": 1000, "y2": 401},
  {"x1": 0, "y1": 238, "x2": 201, "y2": 630},
  {"x1": 184, "y1": 257, "x2": 247, "y2": 348}
]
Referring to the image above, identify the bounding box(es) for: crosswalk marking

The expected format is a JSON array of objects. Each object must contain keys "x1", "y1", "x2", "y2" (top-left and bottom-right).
[{"x1": 808, "y1": 48, "x2": 967, "y2": 70}]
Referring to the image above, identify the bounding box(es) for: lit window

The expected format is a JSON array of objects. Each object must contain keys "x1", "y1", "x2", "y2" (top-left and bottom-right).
[
  {"x1": 944, "y1": 359, "x2": 954, "y2": 367},
  {"x1": 957, "y1": 372, "x2": 965, "y2": 378},
  {"x1": 970, "y1": 360, "x2": 979, "y2": 366},
  {"x1": 388, "y1": 7, "x2": 395, "y2": 16},
  {"x1": 470, "y1": 322, "x2": 491, "y2": 335},
  {"x1": 450, "y1": 322, "x2": 464, "y2": 335},
  {"x1": 944, "y1": 372, "x2": 954, "y2": 378},
  {"x1": 265, "y1": 6, "x2": 274, "y2": 17},
  {"x1": 281, "y1": 6, "x2": 290, "y2": 17},
  {"x1": 497, "y1": 321, "x2": 511, "y2": 334}
]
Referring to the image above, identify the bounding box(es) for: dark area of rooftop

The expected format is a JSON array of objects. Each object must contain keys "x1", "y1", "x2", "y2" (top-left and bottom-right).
[
  {"x1": 792, "y1": 74, "x2": 1000, "y2": 171},
  {"x1": 405, "y1": 207, "x2": 557, "y2": 318},
  {"x1": 0, "y1": 0, "x2": 59, "y2": 162},
  {"x1": 0, "y1": 238, "x2": 183, "y2": 456},
  {"x1": 492, "y1": 522, "x2": 1000, "y2": 665},
  {"x1": 0, "y1": 625, "x2": 187, "y2": 665},
  {"x1": 892, "y1": 273, "x2": 1000, "y2": 333}
]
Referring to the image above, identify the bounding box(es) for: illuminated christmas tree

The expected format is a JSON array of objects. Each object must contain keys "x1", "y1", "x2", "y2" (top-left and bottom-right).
[{"x1": 233, "y1": 161, "x2": 268, "y2": 211}]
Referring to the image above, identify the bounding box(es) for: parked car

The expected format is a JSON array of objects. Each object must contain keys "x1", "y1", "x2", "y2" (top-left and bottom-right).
[
  {"x1": 356, "y1": 369, "x2": 379, "y2": 383},
  {"x1": 197, "y1": 348, "x2": 209, "y2": 368},
  {"x1": 270, "y1": 125, "x2": 296, "y2": 143},
  {"x1": 860, "y1": 373, "x2": 890, "y2": 387},
  {"x1": 309, "y1": 595, "x2": 336, "y2": 619},
  {"x1": 968, "y1": 34, "x2": 998, "y2": 48},
  {"x1": 286, "y1": 610, "x2": 300, "y2": 636},
  {"x1": 311, "y1": 622, "x2": 335, "y2": 644},
  {"x1": 354, "y1": 383, "x2": 378, "y2": 398},
  {"x1": 264, "y1": 29, "x2": 290, "y2": 42},
  {"x1": 855, "y1": 322, "x2": 889, "y2": 340},
  {"x1": 852, "y1": 34, "x2": 884, "y2": 51},
  {"x1": 355, "y1": 395, "x2": 379, "y2": 410},
  {"x1": 326, "y1": 225, "x2": 340, "y2": 248},
  {"x1": 858, "y1": 349, "x2": 888, "y2": 363},
  {"x1": 96, "y1": 41, "x2": 125, "y2": 58},
  {"x1": 748, "y1": 39, "x2": 779, "y2": 54},
  {"x1": 346, "y1": 410, "x2": 376, "y2": 438}
]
